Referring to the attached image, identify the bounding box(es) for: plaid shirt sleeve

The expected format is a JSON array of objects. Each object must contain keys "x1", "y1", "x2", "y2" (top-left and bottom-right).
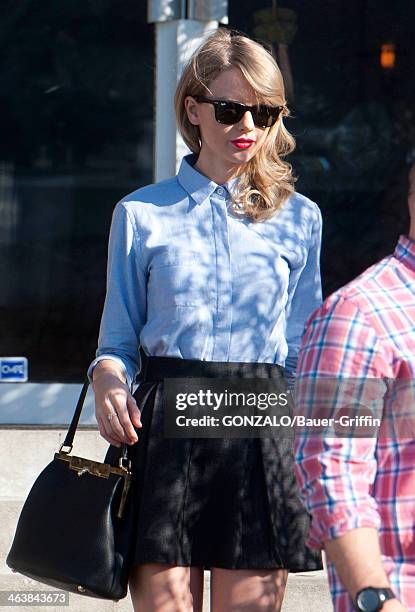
[{"x1": 294, "y1": 293, "x2": 390, "y2": 549}]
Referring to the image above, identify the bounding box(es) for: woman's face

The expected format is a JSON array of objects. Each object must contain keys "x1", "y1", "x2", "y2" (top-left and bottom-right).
[{"x1": 184, "y1": 67, "x2": 275, "y2": 176}]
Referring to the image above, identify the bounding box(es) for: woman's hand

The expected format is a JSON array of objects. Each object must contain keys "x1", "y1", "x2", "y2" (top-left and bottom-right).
[{"x1": 91, "y1": 360, "x2": 142, "y2": 447}]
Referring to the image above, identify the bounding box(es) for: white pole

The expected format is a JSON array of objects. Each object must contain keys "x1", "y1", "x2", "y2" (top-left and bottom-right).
[{"x1": 154, "y1": 19, "x2": 218, "y2": 182}]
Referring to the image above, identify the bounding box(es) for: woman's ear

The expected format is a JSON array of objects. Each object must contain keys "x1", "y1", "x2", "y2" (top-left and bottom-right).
[{"x1": 184, "y1": 96, "x2": 201, "y2": 126}]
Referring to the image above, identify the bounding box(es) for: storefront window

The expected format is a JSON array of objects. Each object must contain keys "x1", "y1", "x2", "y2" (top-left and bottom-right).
[
  {"x1": 0, "y1": 1, "x2": 153, "y2": 382},
  {"x1": 230, "y1": 0, "x2": 415, "y2": 294}
]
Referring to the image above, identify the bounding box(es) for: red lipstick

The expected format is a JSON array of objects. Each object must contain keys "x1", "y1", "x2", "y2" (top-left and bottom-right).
[{"x1": 231, "y1": 138, "x2": 255, "y2": 149}]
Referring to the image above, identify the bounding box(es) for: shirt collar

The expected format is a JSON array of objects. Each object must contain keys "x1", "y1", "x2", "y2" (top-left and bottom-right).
[
  {"x1": 177, "y1": 153, "x2": 236, "y2": 206},
  {"x1": 394, "y1": 235, "x2": 415, "y2": 271}
]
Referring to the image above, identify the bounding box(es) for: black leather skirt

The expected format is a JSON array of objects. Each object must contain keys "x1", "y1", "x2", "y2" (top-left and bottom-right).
[{"x1": 106, "y1": 355, "x2": 322, "y2": 572}]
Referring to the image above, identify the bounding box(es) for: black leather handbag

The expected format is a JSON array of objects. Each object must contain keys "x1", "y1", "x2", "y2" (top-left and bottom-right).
[{"x1": 6, "y1": 379, "x2": 137, "y2": 601}]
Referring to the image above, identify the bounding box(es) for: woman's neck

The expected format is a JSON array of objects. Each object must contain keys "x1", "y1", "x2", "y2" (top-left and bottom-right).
[{"x1": 193, "y1": 151, "x2": 242, "y2": 186}]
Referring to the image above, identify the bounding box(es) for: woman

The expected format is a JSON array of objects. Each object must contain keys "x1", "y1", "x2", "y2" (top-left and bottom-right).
[{"x1": 88, "y1": 28, "x2": 323, "y2": 612}]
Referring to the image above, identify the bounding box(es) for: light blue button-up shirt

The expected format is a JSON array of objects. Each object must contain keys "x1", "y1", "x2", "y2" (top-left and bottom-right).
[{"x1": 87, "y1": 154, "x2": 322, "y2": 387}]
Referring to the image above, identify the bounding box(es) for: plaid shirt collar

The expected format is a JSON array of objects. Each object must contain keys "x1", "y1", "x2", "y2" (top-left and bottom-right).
[{"x1": 394, "y1": 234, "x2": 415, "y2": 272}]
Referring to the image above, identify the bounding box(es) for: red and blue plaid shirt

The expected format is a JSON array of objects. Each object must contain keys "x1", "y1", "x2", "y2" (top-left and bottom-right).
[{"x1": 294, "y1": 235, "x2": 415, "y2": 611}]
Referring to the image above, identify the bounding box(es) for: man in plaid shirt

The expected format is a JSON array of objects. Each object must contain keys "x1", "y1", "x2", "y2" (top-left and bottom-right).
[{"x1": 294, "y1": 164, "x2": 415, "y2": 612}]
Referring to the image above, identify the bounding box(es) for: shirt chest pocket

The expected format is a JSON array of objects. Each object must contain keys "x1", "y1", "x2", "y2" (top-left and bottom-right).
[{"x1": 147, "y1": 250, "x2": 209, "y2": 309}]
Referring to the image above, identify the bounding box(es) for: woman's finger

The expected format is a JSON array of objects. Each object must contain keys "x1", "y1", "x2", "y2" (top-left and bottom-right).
[
  {"x1": 127, "y1": 394, "x2": 142, "y2": 429},
  {"x1": 98, "y1": 398, "x2": 128, "y2": 443},
  {"x1": 115, "y1": 403, "x2": 138, "y2": 443},
  {"x1": 106, "y1": 394, "x2": 138, "y2": 443},
  {"x1": 96, "y1": 415, "x2": 122, "y2": 447}
]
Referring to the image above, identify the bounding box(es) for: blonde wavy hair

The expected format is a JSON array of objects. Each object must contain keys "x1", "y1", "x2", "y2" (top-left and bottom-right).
[{"x1": 174, "y1": 28, "x2": 296, "y2": 222}]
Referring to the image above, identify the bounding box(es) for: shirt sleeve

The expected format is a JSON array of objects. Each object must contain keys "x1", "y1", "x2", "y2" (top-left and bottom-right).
[
  {"x1": 87, "y1": 201, "x2": 147, "y2": 389},
  {"x1": 284, "y1": 204, "x2": 323, "y2": 380},
  {"x1": 293, "y1": 294, "x2": 389, "y2": 549}
]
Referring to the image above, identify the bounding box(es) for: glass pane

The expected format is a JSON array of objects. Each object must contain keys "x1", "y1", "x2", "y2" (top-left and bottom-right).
[
  {"x1": 0, "y1": 1, "x2": 153, "y2": 382},
  {"x1": 229, "y1": 0, "x2": 415, "y2": 295}
]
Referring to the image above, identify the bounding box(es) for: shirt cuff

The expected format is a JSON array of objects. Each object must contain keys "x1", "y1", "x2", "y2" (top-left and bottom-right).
[
  {"x1": 306, "y1": 503, "x2": 381, "y2": 550},
  {"x1": 87, "y1": 355, "x2": 132, "y2": 388}
]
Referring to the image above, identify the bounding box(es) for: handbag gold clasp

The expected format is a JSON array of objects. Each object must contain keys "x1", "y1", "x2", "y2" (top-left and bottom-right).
[
  {"x1": 65, "y1": 455, "x2": 112, "y2": 478},
  {"x1": 55, "y1": 451, "x2": 132, "y2": 519}
]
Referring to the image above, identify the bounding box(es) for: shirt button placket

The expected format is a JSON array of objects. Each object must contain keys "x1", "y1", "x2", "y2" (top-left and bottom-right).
[{"x1": 210, "y1": 187, "x2": 233, "y2": 359}]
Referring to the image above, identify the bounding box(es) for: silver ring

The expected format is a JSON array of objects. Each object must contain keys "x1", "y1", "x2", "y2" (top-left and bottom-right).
[{"x1": 107, "y1": 412, "x2": 116, "y2": 422}]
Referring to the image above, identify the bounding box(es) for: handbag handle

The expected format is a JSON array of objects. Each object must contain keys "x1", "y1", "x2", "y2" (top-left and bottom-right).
[{"x1": 59, "y1": 377, "x2": 134, "y2": 465}]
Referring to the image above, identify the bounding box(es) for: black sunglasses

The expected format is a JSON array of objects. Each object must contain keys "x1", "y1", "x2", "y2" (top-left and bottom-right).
[{"x1": 193, "y1": 95, "x2": 284, "y2": 128}]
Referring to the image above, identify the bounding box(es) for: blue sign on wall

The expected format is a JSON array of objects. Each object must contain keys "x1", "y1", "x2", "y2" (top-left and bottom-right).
[{"x1": 0, "y1": 357, "x2": 28, "y2": 382}]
